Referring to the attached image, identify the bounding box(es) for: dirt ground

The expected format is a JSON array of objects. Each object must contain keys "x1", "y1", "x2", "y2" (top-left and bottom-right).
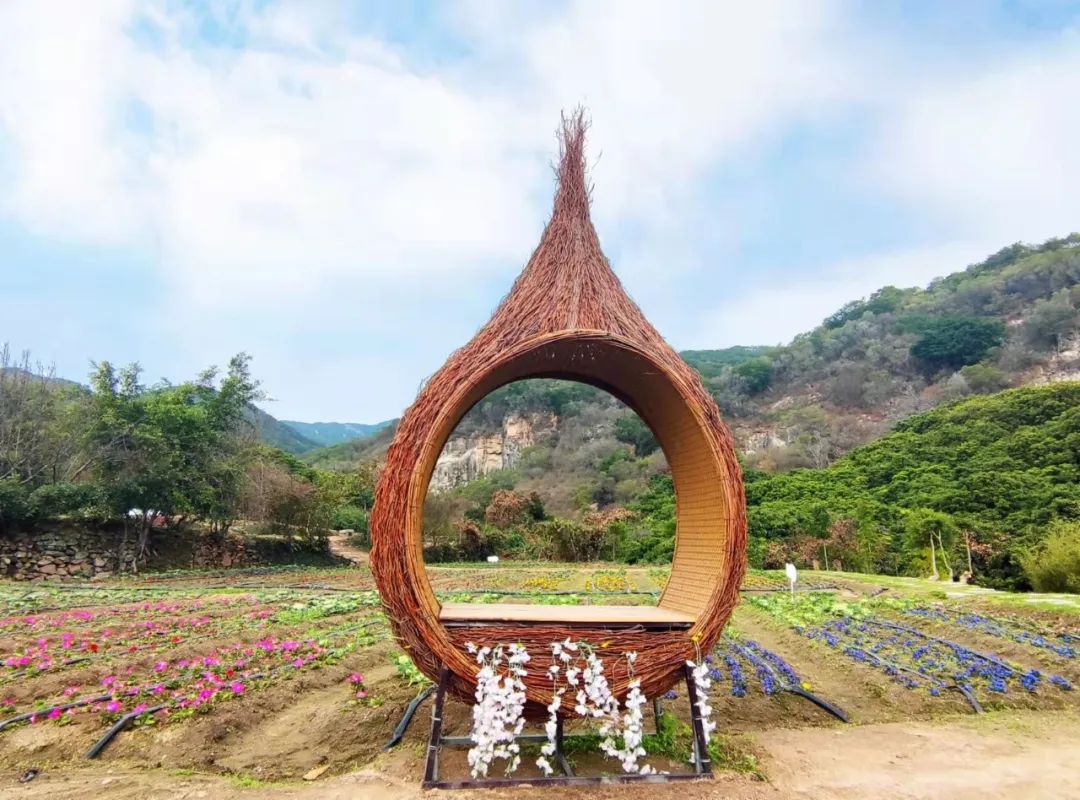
[
  {"x1": 4, "y1": 711, "x2": 1078, "y2": 800},
  {"x1": 3, "y1": 564, "x2": 1079, "y2": 798}
]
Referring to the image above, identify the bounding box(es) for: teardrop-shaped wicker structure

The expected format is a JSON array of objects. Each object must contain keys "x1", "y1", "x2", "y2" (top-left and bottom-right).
[{"x1": 370, "y1": 111, "x2": 746, "y2": 708}]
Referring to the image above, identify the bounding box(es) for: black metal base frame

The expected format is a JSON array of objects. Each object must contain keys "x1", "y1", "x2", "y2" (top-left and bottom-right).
[{"x1": 423, "y1": 663, "x2": 713, "y2": 790}]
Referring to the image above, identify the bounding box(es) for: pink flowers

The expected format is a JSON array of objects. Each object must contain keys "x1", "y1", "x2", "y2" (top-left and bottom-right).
[
  {"x1": 229, "y1": 681, "x2": 245, "y2": 695},
  {"x1": 348, "y1": 672, "x2": 365, "y2": 685},
  {"x1": 105, "y1": 700, "x2": 122, "y2": 714},
  {"x1": 154, "y1": 661, "x2": 168, "y2": 673},
  {"x1": 101, "y1": 675, "x2": 116, "y2": 687}
]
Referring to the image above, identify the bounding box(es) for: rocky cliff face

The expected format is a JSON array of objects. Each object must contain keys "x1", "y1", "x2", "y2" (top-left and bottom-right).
[{"x1": 431, "y1": 412, "x2": 557, "y2": 491}]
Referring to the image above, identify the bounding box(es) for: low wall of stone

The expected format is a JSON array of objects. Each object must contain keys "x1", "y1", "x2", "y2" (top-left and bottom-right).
[
  {"x1": 0, "y1": 525, "x2": 134, "y2": 581},
  {"x1": 1, "y1": 524, "x2": 336, "y2": 581}
]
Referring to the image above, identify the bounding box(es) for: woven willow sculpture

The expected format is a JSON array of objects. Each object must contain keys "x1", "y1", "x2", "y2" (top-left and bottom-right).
[{"x1": 371, "y1": 112, "x2": 746, "y2": 709}]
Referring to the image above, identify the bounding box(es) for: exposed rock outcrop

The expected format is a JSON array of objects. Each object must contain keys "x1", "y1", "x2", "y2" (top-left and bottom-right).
[{"x1": 430, "y1": 412, "x2": 556, "y2": 491}]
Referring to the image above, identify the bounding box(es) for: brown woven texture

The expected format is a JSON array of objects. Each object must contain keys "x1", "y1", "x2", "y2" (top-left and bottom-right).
[{"x1": 370, "y1": 110, "x2": 747, "y2": 708}]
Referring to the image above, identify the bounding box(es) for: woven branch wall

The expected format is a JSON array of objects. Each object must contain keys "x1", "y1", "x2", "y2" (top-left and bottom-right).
[{"x1": 370, "y1": 111, "x2": 747, "y2": 708}]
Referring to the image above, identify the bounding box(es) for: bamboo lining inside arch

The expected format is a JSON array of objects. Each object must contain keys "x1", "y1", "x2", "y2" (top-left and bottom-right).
[{"x1": 370, "y1": 110, "x2": 747, "y2": 709}]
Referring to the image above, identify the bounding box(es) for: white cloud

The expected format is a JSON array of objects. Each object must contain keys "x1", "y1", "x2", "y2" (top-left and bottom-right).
[
  {"x1": 0, "y1": 0, "x2": 855, "y2": 308},
  {"x1": 2, "y1": 1, "x2": 1078, "y2": 419},
  {"x1": 868, "y1": 33, "x2": 1080, "y2": 243}
]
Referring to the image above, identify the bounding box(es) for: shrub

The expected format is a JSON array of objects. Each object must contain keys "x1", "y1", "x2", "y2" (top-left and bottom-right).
[
  {"x1": 331, "y1": 504, "x2": 369, "y2": 533},
  {"x1": 910, "y1": 316, "x2": 1005, "y2": 372},
  {"x1": 613, "y1": 413, "x2": 659, "y2": 456},
  {"x1": 1021, "y1": 521, "x2": 1080, "y2": 593},
  {"x1": 0, "y1": 478, "x2": 31, "y2": 531},
  {"x1": 28, "y1": 482, "x2": 103, "y2": 519}
]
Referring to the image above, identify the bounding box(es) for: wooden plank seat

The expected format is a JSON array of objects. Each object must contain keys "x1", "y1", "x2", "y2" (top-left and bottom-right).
[{"x1": 439, "y1": 602, "x2": 695, "y2": 629}]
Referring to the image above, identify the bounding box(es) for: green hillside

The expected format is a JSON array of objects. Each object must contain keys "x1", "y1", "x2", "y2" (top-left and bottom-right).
[
  {"x1": 282, "y1": 419, "x2": 394, "y2": 448},
  {"x1": 743, "y1": 382, "x2": 1080, "y2": 587},
  {"x1": 249, "y1": 406, "x2": 320, "y2": 454},
  {"x1": 303, "y1": 423, "x2": 398, "y2": 470}
]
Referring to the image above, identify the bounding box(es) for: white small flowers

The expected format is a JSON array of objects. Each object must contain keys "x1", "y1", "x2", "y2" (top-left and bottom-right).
[
  {"x1": 467, "y1": 639, "x2": 664, "y2": 778},
  {"x1": 686, "y1": 658, "x2": 717, "y2": 744},
  {"x1": 465, "y1": 642, "x2": 530, "y2": 778}
]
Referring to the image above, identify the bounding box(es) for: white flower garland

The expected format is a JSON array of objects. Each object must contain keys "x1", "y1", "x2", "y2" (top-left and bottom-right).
[
  {"x1": 464, "y1": 642, "x2": 530, "y2": 778},
  {"x1": 686, "y1": 656, "x2": 716, "y2": 745},
  {"x1": 467, "y1": 640, "x2": 690, "y2": 777}
]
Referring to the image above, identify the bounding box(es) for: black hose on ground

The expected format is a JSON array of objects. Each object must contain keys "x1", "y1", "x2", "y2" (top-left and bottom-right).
[
  {"x1": 727, "y1": 639, "x2": 850, "y2": 723},
  {"x1": 85, "y1": 704, "x2": 167, "y2": 759},
  {"x1": 783, "y1": 686, "x2": 850, "y2": 722},
  {"x1": 384, "y1": 684, "x2": 437, "y2": 750},
  {"x1": 948, "y1": 684, "x2": 984, "y2": 713},
  {"x1": 0, "y1": 694, "x2": 112, "y2": 732}
]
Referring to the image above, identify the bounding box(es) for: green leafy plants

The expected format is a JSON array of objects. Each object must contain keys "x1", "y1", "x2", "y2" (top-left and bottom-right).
[{"x1": 390, "y1": 653, "x2": 430, "y2": 686}]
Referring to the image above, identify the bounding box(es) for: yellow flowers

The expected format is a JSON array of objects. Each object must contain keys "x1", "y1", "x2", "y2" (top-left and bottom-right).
[
  {"x1": 801, "y1": 681, "x2": 812, "y2": 691},
  {"x1": 691, "y1": 633, "x2": 702, "y2": 643}
]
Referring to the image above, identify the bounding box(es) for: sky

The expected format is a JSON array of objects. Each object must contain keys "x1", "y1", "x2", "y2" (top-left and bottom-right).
[{"x1": 1, "y1": 1, "x2": 1079, "y2": 423}]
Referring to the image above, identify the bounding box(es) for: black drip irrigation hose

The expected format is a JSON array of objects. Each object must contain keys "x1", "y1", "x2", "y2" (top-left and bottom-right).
[
  {"x1": 2, "y1": 616, "x2": 387, "y2": 754},
  {"x1": 0, "y1": 694, "x2": 112, "y2": 732},
  {"x1": 384, "y1": 684, "x2": 437, "y2": 750},
  {"x1": 85, "y1": 704, "x2": 167, "y2": 759},
  {"x1": 846, "y1": 644, "x2": 982, "y2": 714},
  {"x1": 783, "y1": 686, "x2": 851, "y2": 721},
  {"x1": 727, "y1": 640, "x2": 850, "y2": 723},
  {"x1": 80, "y1": 621, "x2": 390, "y2": 760},
  {"x1": 864, "y1": 618, "x2": 1015, "y2": 673}
]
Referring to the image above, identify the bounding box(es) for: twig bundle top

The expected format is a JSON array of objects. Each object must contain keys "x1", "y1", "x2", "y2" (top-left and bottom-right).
[{"x1": 370, "y1": 111, "x2": 747, "y2": 707}]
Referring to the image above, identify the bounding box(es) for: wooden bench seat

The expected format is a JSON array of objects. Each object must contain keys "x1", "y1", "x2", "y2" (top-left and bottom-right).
[{"x1": 438, "y1": 602, "x2": 694, "y2": 628}]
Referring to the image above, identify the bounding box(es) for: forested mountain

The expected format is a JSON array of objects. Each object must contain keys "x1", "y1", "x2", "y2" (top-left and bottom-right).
[
  {"x1": 302, "y1": 423, "x2": 398, "y2": 471},
  {"x1": 710, "y1": 234, "x2": 1080, "y2": 469},
  {"x1": 282, "y1": 419, "x2": 394, "y2": 448},
  {"x1": 304, "y1": 234, "x2": 1080, "y2": 479},
  {"x1": 250, "y1": 406, "x2": 320, "y2": 454}
]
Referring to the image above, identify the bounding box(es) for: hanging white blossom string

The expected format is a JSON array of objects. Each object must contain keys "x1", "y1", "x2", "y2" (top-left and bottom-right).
[
  {"x1": 465, "y1": 642, "x2": 530, "y2": 778},
  {"x1": 536, "y1": 638, "x2": 576, "y2": 775},
  {"x1": 686, "y1": 638, "x2": 717, "y2": 746}
]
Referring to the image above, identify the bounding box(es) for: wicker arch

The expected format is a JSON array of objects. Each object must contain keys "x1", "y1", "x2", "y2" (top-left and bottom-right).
[{"x1": 371, "y1": 112, "x2": 746, "y2": 708}]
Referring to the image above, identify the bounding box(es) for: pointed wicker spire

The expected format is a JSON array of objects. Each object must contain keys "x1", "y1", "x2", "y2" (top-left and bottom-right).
[{"x1": 371, "y1": 111, "x2": 747, "y2": 709}]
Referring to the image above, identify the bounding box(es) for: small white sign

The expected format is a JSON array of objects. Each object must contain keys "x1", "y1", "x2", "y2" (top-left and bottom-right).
[
  {"x1": 785, "y1": 562, "x2": 798, "y2": 595},
  {"x1": 486, "y1": 555, "x2": 499, "y2": 563}
]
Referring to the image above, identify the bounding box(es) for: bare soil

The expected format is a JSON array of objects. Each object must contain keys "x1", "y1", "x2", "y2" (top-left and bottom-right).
[
  {"x1": 4, "y1": 565, "x2": 1080, "y2": 799},
  {"x1": 4, "y1": 711, "x2": 1078, "y2": 799}
]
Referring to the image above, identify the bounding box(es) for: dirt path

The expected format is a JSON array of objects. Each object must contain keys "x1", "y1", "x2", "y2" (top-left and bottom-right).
[
  {"x1": 326, "y1": 533, "x2": 368, "y2": 566},
  {"x1": 7, "y1": 712, "x2": 1078, "y2": 800}
]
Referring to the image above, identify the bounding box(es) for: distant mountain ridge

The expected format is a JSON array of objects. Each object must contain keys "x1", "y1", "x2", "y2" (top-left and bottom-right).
[{"x1": 282, "y1": 419, "x2": 394, "y2": 448}]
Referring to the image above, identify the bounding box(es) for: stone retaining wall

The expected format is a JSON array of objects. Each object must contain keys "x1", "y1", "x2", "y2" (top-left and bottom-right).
[
  {"x1": 0, "y1": 525, "x2": 135, "y2": 581},
  {"x1": 0, "y1": 525, "x2": 334, "y2": 581}
]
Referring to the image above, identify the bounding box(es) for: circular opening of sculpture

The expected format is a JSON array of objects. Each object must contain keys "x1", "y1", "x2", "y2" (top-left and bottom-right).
[{"x1": 424, "y1": 373, "x2": 669, "y2": 570}]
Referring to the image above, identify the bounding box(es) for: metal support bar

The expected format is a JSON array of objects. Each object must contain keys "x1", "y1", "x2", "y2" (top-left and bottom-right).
[
  {"x1": 423, "y1": 667, "x2": 450, "y2": 786},
  {"x1": 683, "y1": 662, "x2": 712, "y2": 776}
]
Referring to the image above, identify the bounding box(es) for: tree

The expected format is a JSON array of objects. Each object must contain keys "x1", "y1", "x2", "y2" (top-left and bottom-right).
[
  {"x1": 613, "y1": 413, "x2": 659, "y2": 456},
  {"x1": 1020, "y1": 520, "x2": 1080, "y2": 593},
  {"x1": 903, "y1": 509, "x2": 958, "y2": 580},
  {"x1": 733, "y1": 358, "x2": 772, "y2": 394},
  {"x1": 910, "y1": 316, "x2": 1005, "y2": 372},
  {"x1": 1023, "y1": 290, "x2": 1078, "y2": 351}
]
